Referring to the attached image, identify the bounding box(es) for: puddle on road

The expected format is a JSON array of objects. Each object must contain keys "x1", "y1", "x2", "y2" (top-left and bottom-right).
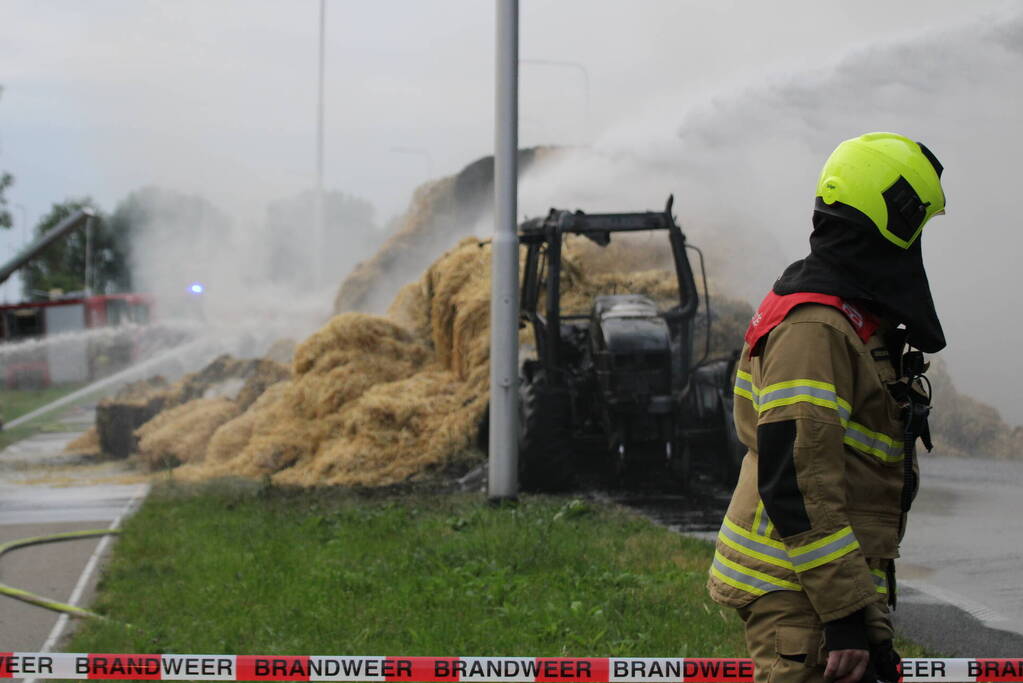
[
  {"x1": 910, "y1": 484, "x2": 962, "y2": 516},
  {"x1": 894, "y1": 562, "x2": 936, "y2": 579},
  {"x1": 0, "y1": 451, "x2": 148, "y2": 486},
  {"x1": 16, "y1": 463, "x2": 151, "y2": 487},
  {"x1": 1, "y1": 420, "x2": 146, "y2": 489},
  {"x1": 611, "y1": 474, "x2": 732, "y2": 534}
]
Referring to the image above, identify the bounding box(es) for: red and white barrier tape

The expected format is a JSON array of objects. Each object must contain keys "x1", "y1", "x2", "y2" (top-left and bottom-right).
[{"x1": 2, "y1": 654, "x2": 1022, "y2": 682}]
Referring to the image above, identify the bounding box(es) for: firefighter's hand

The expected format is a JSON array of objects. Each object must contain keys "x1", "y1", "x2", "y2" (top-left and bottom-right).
[{"x1": 823, "y1": 649, "x2": 870, "y2": 683}]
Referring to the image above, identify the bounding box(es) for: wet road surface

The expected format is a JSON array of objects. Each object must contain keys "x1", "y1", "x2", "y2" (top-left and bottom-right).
[
  {"x1": 0, "y1": 405, "x2": 147, "y2": 671},
  {"x1": 895, "y1": 454, "x2": 1023, "y2": 654}
]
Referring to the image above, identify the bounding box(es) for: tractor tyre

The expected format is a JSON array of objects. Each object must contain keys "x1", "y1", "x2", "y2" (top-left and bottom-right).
[
  {"x1": 718, "y1": 392, "x2": 745, "y2": 489},
  {"x1": 518, "y1": 371, "x2": 576, "y2": 492},
  {"x1": 669, "y1": 437, "x2": 693, "y2": 495}
]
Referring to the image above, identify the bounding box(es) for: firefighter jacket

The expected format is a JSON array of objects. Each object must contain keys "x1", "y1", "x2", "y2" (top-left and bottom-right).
[{"x1": 707, "y1": 296, "x2": 909, "y2": 623}]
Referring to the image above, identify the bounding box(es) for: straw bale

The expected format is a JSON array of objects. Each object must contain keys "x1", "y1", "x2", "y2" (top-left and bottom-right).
[
  {"x1": 93, "y1": 355, "x2": 291, "y2": 460},
  {"x1": 333, "y1": 147, "x2": 559, "y2": 315},
  {"x1": 386, "y1": 281, "x2": 431, "y2": 339},
  {"x1": 420, "y1": 238, "x2": 492, "y2": 379},
  {"x1": 177, "y1": 314, "x2": 434, "y2": 482},
  {"x1": 183, "y1": 383, "x2": 328, "y2": 480},
  {"x1": 163, "y1": 354, "x2": 250, "y2": 408},
  {"x1": 183, "y1": 394, "x2": 323, "y2": 480},
  {"x1": 273, "y1": 368, "x2": 486, "y2": 487},
  {"x1": 293, "y1": 313, "x2": 428, "y2": 375},
  {"x1": 273, "y1": 240, "x2": 495, "y2": 486},
  {"x1": 235, "y1": 359, "x2": 291, "y2": 410},
  {"x1": 107, "y1": 376, "x2": 170, "y2": 404},
  {"x1": 64, "y1": 427, "x2": 101, "y2": 456},
  {"x1": 203, "y1": 381, "x2": 292, "y2": 466},
  {"x1": 96, "y1": 376, "x2": 170, "y2": 459},
  {"x1": 170, "y1": 242, "x2": 493, "y2": 487},
  {"x1": 135, "y1": 398, "x2": 239, "y2": 469},
  {"x1": 564, "y1": 232, "x2": 675, "y2": 277}
]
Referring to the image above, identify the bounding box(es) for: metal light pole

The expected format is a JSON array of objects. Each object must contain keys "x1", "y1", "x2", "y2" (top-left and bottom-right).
[
  {"x1": 488, "y1": 0, "x2": 520, "y2": 501},
  {"x1": 84, "y1": 214, "x2": 94, "y2": 294},
  {"x1": 520, "y1": 58, "x2": 590, "y2": 144},
  {"x1": 313, "y1": 0, "x2": 326, "y2": 287},
  {"x1": 15, "y1": 203, "x2": 28, "y2": 301}
]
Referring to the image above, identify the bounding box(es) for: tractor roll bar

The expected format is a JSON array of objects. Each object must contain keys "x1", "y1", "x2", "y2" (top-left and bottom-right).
[{"x1": 517, "y1": 196, "x2": 701, "y2": 384}]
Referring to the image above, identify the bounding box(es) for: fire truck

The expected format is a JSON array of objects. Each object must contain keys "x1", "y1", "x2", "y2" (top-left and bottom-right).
[
  {"x1": 0, "y1": 210, "x2": 156, "y2": 388},
  {"x1": 0, "y1": 292, "x2": 152, "y2": 341}
]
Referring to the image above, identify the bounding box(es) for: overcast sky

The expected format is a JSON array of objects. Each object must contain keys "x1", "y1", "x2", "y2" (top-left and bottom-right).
[
  {"x1": 1, "y1": 0, "x2": 1010, "y2": 224},
  {"x1": 1, "y1": 0, "x2": 1021, "y2": 421}
]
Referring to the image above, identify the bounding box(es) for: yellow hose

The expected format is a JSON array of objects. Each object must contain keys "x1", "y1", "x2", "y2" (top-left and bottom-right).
[{"x1": 0, "y1": 529, "x2": 119, "y2": 619}]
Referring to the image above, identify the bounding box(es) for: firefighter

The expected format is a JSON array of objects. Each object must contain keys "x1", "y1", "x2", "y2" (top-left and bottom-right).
[{"x1": 707, "y1": 132, "x2": 946, "y2": 683}]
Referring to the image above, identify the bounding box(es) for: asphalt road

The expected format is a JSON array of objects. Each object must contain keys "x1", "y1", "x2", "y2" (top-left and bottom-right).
[
  {"x1": 894, "y1": 453, "x2": 1023, "y2": 655},
  {"x1": 0, "y1": 406, "x2": 147, "y2": 677}
]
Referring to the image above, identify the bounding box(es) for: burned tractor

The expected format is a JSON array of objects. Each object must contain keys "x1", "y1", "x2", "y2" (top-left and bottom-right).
[{"x1": 517, "y1": 197, "x2": 744, "y2": 491}]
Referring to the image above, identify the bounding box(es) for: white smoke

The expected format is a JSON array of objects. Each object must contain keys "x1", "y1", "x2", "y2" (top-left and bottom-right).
[
  {"x1": 125, "y1": 187, "x2": 383, "y2": 354},
  {"x1": 0, "y1": 322, "x2": 198, "y2": 387},
  {"x1": 519, "y1": 8, "x2": 1023, "y2": 423}
]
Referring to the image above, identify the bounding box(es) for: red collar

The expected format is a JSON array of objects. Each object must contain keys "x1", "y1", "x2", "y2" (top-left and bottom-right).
[{"x1": 745, "y1": 291, "x2": 880, "y2": 357}]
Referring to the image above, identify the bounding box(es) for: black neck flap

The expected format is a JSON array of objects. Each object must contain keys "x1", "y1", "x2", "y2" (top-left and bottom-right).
[{"x1": 773, "y1": 199, "x2": 945, "y2": 353}]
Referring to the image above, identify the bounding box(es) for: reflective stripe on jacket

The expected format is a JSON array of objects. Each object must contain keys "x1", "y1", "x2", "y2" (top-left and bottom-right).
[{"x1": 707, "y1": 302, "x2": 906, "y2": 622}]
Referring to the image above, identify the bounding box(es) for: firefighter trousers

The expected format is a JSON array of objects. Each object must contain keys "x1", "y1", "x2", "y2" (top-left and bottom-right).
[{"x1": 737, "y1": 591, "x2": 893, "y2": 683}]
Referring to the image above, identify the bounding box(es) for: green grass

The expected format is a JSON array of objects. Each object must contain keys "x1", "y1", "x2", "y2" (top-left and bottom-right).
[
  {"x1": 0, "y1": 383, "x2": 87, "y2": 450},
  {"x1": 69, "y1": 481, "x2": 747, "y2": 657},
  {"x1": 67, "y1": 481, "x2": 936, "y2": 664},
  {"x1": 0, "y1": 423, "x2": 35, "y2": 451},
  {"x1": 0, "y1": 383, "x2": 86, "y2": 424}
]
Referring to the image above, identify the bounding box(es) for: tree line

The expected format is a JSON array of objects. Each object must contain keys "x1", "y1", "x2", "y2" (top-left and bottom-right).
[{"x1": 3, "y1": 187, "x2": 378, "y2": 301}]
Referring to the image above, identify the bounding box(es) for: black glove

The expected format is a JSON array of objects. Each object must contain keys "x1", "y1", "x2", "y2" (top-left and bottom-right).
[
  {"x1": 824, "y1": 608, "x2": 868, "y2": 652},
  {"x1": 824, "y1": 611, "x2": 901, "y2": 682},
  {"x1": 867, "y1": 640, "x2": 901, "y2": 683}
]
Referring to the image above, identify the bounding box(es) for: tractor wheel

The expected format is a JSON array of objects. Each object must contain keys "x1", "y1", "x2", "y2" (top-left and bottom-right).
[
  {"x1": 669, "y1": 437, "x2": 693, "y2": 495},
  {"x1": 718, "y1": 393, "x2": 745, "y2": 488},
  {"x1": 518, "y1": 371, "x2": 576, "y2": 491}
]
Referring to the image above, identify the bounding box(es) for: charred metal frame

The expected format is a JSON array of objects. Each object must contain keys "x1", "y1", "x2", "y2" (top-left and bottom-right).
[{"x1": 518, "y1": 196, "x2": 700, "y2": 388}]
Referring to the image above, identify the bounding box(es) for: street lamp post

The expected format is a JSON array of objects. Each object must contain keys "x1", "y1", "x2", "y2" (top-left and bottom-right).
[
  {"x1": 313, "y1": 0, "x2": 326, "y2": 287},
  {"x1": 14, "y1": 203, "x2": 27, "y2": 301},
  {"x1": 488, "y1": 0, "x2": 520, "y2": 501}
]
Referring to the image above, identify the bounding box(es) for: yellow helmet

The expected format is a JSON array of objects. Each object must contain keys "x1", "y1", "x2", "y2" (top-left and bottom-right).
[{"x1": 816, "y1": 132, "x2": 945, "y2": 249}]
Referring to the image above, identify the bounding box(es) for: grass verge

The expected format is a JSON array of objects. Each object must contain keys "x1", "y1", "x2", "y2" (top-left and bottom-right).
[
  {"x1": 0, "y1": 383, "x2": 87, "y2": 423},
  {"x1": 68, "y1": 480, "x2": 934, "y2": 661},
  {"x1": 0, "y1": 383, "x2": 87, "y2": 450},
  {"x1": 70, "y1": 481, "x2": 747, "y2": 657}
]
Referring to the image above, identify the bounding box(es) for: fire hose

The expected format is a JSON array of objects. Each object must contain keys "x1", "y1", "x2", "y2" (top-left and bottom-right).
[{"x1": 0, "y1": 528, "x2": 119, "y2": 619}]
